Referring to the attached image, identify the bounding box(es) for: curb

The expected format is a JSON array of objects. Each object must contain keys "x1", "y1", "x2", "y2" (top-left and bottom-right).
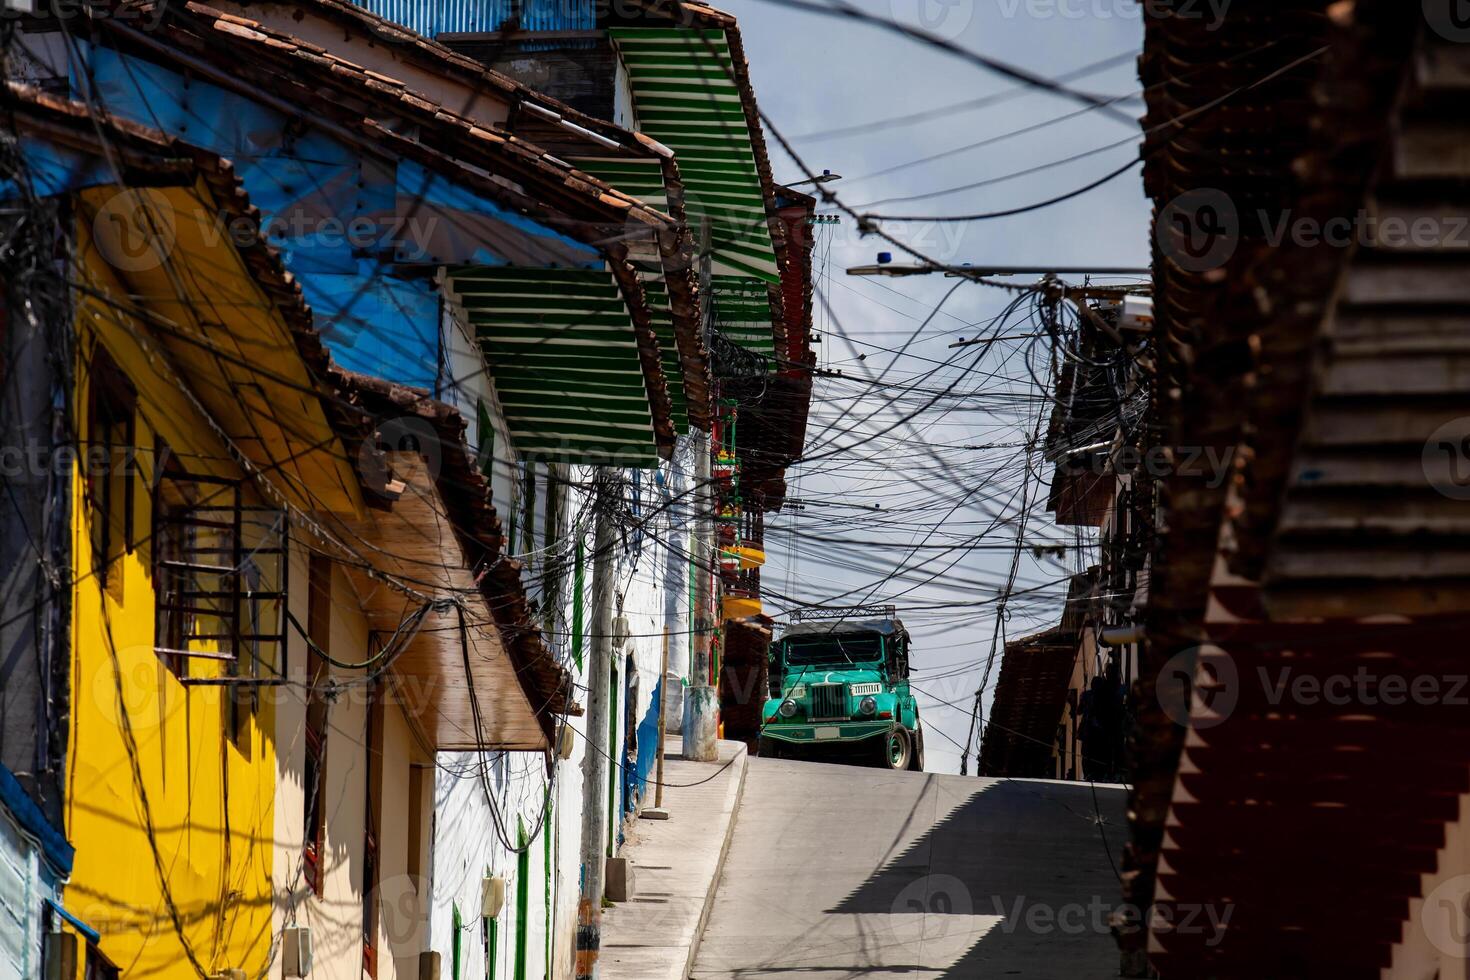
[{"x1": 684, "y1": 743, "x2": 749, "y2": 980}]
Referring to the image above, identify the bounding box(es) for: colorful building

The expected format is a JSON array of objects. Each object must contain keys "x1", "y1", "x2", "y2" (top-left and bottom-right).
[{"x1": 6, "y1": 0, "x2": 815, "y2": 975}]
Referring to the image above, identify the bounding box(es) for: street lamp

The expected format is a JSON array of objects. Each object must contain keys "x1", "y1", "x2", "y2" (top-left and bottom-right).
[{"x1": 782, "y1": 169, "x2": 843, "y2": 189}]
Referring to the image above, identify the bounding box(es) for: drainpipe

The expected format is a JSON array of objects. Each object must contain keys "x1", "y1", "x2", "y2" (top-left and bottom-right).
[{"x1": 576, "y1": 474, "x2": 617, "y2": 979}]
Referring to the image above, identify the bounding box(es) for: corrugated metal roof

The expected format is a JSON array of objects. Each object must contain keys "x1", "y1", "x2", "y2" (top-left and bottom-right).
[
  {"x1": 449, "y1": 267, "x2": 663, "y2": 465},
  {"x1": 610, "y1": 25, "x2": 781, "y2": 357},
  {"x1": 352, "y1": 0, "x2": 595, "y2": 38}
]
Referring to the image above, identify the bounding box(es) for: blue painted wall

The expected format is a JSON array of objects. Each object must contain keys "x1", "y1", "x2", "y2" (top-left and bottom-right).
[{"x1": 68, "y1": 41, "x2": 601, "y2": 391}]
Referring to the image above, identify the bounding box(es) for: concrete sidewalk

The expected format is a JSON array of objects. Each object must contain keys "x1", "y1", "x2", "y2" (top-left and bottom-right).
[{"x1": 599, "y1": 736, "x2": 749, "y2": 980}]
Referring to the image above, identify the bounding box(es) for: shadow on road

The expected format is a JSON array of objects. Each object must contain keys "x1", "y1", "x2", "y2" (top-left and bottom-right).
[{"x1": 827, "y1": 777, "x2": 1129, "y2": 978}]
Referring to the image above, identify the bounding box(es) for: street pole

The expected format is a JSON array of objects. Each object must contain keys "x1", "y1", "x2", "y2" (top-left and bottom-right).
[
  {"x1": 682, "y1": 217, "x2": 720, "y2": 763},
  {"x1": 640, "y1": 626, "x2": 672, "y2": 820},
  {"x1": 683, "y1": 429, "x2": 720, "y2": 762},
  {"x1": 576, "y1": 473, "x2": 617, "y2": 980}
]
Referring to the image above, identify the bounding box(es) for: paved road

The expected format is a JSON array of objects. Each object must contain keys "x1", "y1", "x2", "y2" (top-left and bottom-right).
[{"x1": 692, "y1": 758, "x2": 1128, "y2": 979}]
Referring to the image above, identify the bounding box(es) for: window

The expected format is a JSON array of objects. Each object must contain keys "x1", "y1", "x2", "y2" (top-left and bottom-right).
[
  {"x1": 152, "y1": 465, "x2": 287, "y2": 748},
  {"x1": 84, "y1": 943, "x2": 120, "y2": 980},
  {"x1": 85, "y1": 346, "x2": 137, "y2": 601},
  {"x1": 302, "y1": 554, "x2": 332, "y2": 896}
]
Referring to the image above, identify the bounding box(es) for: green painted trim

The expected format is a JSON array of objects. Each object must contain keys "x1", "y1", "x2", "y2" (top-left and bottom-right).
[
  {"x1": 453, "y1": 903, "x2": 462, "y2": 980},
  {"x1": 543, "y1": 793, "x2": 554, "y2": 974},
  {"x1": 515, "y1": 818, "x2": 530, "y2": 980}
]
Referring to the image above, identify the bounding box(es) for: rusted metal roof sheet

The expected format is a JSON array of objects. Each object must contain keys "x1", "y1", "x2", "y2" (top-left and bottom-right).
[
  {"x1": 84, "y1": 1, "x2": 698, "y2": 456},
  {"x1": 1129, "y1": 3, "x2": 1470, "y2": 975},
  {"x1": 4, "y1": 82, "x2": 575, "y2": 745},
  {"x1": 977, "y1": 626, "x2": 1079, "y2": 779},
  {"x1": 353, "y1": 0, "x2": 596, "y2": 37}
]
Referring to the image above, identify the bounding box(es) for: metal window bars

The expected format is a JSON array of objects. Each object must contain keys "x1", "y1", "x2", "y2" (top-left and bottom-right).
[{"x1": 152, "y1": 470, "x2": 288, "y2": 689}]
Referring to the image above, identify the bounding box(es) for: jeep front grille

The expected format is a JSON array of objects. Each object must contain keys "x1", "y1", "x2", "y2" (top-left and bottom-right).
[{"x1": 810, "y1": 683, "x2": 847, "y2": 721}]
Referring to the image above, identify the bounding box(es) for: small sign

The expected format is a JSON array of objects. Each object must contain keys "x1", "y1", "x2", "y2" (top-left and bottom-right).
[{"x1": 814, "y1": 727, "x2": 841, "y2": 741}]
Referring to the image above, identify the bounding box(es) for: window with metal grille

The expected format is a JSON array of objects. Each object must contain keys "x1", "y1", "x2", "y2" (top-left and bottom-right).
[{"x1": 151, "y1": 465, "x2": 288, "y2": 749}]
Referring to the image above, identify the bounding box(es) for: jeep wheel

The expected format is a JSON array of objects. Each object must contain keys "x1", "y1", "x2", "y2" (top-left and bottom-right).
[
  {"x1": 908, "y1": 723, "x2": 925, "y2": 772},
  {"x1": 877, "y1": 727, "x2": 912, "y2": 770},
  {"x1": 758, "y1": 736, "x2": 785, "y2": 760}
]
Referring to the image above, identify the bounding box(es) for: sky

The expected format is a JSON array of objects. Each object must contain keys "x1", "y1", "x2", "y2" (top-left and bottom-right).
[{"x1": 722, "y1": 0, "x2": 1153, "y2": 774}]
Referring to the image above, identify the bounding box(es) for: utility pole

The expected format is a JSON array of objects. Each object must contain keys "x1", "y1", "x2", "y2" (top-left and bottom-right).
[
  {"x1": 683, "y1": 431, "x2": 720, "y2": 761},
  {"x1": 576, "y1": 473, "x2": 617, "y2": 980},
  {"x1": 683, "y1": 217, "x2": 720, "y2": 762}
]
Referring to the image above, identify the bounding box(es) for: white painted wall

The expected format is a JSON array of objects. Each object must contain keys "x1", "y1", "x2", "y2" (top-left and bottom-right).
[
  {"x1": 428, "y1": 437, "x2": 698, "y2": 980},
  {"x1": 0, "y1": 796, "x2": 60, "y2": 980}
]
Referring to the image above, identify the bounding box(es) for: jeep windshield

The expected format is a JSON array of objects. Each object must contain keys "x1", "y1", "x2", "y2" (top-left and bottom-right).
[{"x1": 784, "y1": 634, "x2": 883, "y2": 667}]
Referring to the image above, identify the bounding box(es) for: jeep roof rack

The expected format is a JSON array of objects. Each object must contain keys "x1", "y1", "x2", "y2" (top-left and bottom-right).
[{"x1": 788, "y1": 604, "x2": 898, "y2": 623}]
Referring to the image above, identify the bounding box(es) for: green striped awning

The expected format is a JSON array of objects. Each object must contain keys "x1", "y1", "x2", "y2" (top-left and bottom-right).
[
  {"x1": 610, "y1": 26, "x2": 780, "y2": 358},
  {"x1": 710, "y1": 275, "x2": 774, "y2": 353},
  {"x1": 450, "y1": 267, "x2": 662, "y2": 466},
  {"x1": 575, "y1": 157, "x2": 669, "y2": 213}
]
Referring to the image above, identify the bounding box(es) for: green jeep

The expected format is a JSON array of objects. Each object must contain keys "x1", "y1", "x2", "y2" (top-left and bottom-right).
[{"x1": 758, "y1": 608, "x2": 924, "y2": 771}]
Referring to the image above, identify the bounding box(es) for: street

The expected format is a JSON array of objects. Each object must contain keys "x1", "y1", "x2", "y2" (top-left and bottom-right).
[{"x1": 693, "y1": 759, "x2": 1129, "y2": 978}]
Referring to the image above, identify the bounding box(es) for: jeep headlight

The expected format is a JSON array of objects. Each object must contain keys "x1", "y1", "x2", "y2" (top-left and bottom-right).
[
  {"x1": 859, "y1": 696, "x2": 877, "y2": 716},
  {"x1": 778, "y1": 699, "x2": 798, "y2": 718}
]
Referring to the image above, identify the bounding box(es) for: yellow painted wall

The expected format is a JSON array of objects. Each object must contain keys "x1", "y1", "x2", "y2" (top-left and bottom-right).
[
  {"x1": 65, "y1": 249, "x2": 279, "y2": 978},
  {"x1": 68, "y1": 196, "x2": 439, "y2": 980}
]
